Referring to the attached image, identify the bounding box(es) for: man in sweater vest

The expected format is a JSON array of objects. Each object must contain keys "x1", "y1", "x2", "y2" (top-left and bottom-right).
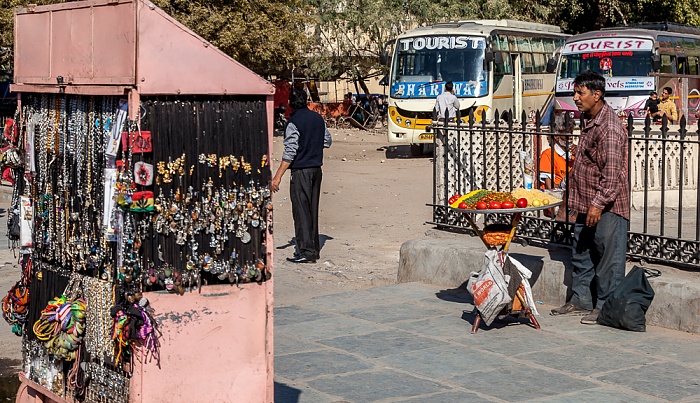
[{"x1": 271, "y1": 88, "x2": 332, "y2": 263}]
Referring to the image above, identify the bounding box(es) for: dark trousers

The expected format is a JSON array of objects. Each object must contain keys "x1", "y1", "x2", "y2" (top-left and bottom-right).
[
  {"x1": 290, "y1": 167, "x2": 322, "y2": 259},
  {"x1": 570, "y1": 212, "x2": 628, "y2": 310}
]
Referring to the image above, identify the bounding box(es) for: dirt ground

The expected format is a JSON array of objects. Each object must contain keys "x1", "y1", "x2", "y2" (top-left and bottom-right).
[{"x1": 272, "y1": 127, "x2": 436, "y2": 306}]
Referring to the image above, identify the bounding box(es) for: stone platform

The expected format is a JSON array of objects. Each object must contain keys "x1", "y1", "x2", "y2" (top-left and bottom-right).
[{"x1": 398, "y1": 233, "x2": 700, "y2": 334}]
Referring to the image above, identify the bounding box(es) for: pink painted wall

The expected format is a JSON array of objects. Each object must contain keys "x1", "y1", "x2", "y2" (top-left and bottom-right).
[{"x1": 130, "y1": 281, "x2": 274, "y2": 402}]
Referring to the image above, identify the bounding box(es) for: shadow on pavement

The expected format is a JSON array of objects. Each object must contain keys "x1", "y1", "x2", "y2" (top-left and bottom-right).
[
  {"x1": 461, "y1": 310, "x2": 539, "y2": 332},
  {"x1": 381, "y1": 145, "x2": 433, "y2": 159},
  {"x1": 274, "y1": 382, "x2": 301, "y2": 403},
  {"x1": 435, "y1": 286, "x2": 473, "y2": 305}
]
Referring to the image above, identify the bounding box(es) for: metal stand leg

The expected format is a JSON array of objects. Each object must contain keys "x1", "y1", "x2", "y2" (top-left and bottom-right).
[
  {"x1": 471, "y1": 314, "x2": 481, "y2": 334},
  {"x1": 527, "y1": 309, "x2": 541, "y2": 330}
]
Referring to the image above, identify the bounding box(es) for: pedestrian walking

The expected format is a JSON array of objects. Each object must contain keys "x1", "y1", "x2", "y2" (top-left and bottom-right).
[
  {"x1": 550, "y1": 71, "x2": 630, "y2": 325},
  {"x1": 270, "y1": 88, "x2": 332, "y2": 263},
  {"x1": 434, "y1": 81, "x2": 460, "y2": 121}
]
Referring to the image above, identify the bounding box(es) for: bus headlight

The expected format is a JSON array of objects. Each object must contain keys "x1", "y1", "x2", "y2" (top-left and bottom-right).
[
  {"x1": 405, "y1": 119, "x2": 411, "y2": 127},
  {"x1": 396, "y1": 117, "x2": 403, "y2": 124}
]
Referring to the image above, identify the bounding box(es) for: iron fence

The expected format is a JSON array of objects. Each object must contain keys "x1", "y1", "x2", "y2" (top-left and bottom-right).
[{"x1": 429, "y1": 109, "x2": 700, "y2": 269}]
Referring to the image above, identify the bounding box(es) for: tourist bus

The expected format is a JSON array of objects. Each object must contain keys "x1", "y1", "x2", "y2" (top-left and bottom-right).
[
  {"x1": 387, "y1": 20, "x2": 567, "y2": 154},
  {"x1": 554, "y1": 22, "x2": 700, "y2": 122}
]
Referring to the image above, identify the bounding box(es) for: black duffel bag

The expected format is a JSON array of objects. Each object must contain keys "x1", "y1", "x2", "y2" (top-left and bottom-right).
[{"x1": 598, "y1": 266, "x2": 660, "y2": 332}]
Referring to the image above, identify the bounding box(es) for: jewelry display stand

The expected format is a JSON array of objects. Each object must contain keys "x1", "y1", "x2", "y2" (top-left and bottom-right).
[
  {"x1": 10, "y1": 1, "x2": 276, "y2": 402},
  {"x1": 456, "y1": 202, "x2": 562, "y2": 334}
]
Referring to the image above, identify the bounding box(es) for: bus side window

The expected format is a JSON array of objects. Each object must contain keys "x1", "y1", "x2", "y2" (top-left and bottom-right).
[
  {"x1": 532, "y1": 53, "x2": 546, "y2": 73},
  {"x1": 689, "y1": 57, "x2": 699, "y2": 76},
  {"x1": 495, "y1": 51, "x2": 511, "y2": 74},
  {"x1": 677, "y1": 57, "x2": 688, "y2": 75},
  {"x1": 661, "y1": 54, "x2": 675, "y2": 74},
  {"x1": 522, "y1": 53, "x2": 534, "y2": 74}
]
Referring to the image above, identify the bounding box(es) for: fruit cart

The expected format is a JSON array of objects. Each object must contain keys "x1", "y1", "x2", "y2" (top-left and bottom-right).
[{"x1": 453, "y1": 200, "x2": 562, "y2": 334}]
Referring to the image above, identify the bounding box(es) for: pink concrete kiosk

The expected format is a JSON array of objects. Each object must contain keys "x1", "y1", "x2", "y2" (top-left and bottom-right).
[{"x1": 7, "y1": 0, "x2": 275, "y2": 401}]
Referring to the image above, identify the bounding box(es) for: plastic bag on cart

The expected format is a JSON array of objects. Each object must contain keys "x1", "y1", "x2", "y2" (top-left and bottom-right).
[
  {"x1": 506, "y1": 256, "x2": 539, "y2": 316},
  {"x1": 467, "y1": 250, "x2": 512, "y2": 326}
]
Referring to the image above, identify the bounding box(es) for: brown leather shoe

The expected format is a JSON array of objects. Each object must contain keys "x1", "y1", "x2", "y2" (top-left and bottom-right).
[
  {"x1": 580, "y1": 308, "x2": 601, "y2": 325},
  {"x1": 550, "y1": 302, "x2": 590, "y2": 316}
]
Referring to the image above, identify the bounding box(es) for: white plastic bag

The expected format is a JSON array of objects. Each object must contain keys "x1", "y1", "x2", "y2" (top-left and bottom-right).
[
  {"x1": 467, "y1": 250, "x2": 512, "y2": 325},
  {"x1": 506, "y1": 256, "x2": 539, "y2": 316}
]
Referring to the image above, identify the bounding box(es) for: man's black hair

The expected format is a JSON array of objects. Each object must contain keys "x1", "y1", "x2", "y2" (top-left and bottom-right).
[
  {"x1": 664, "y1": 86, "x2": 673, "y2": 95},
  {"x1": 444, "y1": 81, "x2": 454, "y2": 92},
  {"x1": 289, "y1": 88, "x2": 308, "y2": 110},
  {"x1": 574, "y1": 70, "x2": 606, "y2": 98}
]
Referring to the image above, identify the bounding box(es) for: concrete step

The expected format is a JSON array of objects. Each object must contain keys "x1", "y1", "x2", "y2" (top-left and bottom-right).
[{"x1": 399, "y1": 233, "x2": 700, "y2": 334}]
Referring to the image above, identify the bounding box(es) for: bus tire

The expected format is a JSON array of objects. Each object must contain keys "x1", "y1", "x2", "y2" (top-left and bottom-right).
[{"x1": 410, "y1": 144, "x2": 422, "y2": 157}]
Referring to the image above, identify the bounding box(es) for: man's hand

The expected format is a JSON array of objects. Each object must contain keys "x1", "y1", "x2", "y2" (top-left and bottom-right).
[
  {"x1": 585, "y1": 204, "x2": 603, "y2": 227},
  {"x1": 270, "y1": 176, "x2": 282, "y2": 193},
  {"x1": 270, "y1": 160, "x2": 291, "y2": 193}
]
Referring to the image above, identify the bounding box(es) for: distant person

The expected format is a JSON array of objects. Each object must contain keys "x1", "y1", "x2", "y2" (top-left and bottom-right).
[
  {"x1": 270, "y1": 88, "x2": 332, "y2": 263},
  {"x1": 539, "y1": 135, "x2": 575, "y2": 190},
  {"x1": 651, "y1": 87, "x2": 678, "y2": 123},
  {"x1": 550, "y1": 71, "x2": 629, "y2": 326},
  {"x1": 434, "y1": 81, "x2": 460, "y2": 121},
  {"x1": 644, "y1": 91, "x2": 659, "y2": 116},
  {"x1": 540, "y1": 118, "x2": 576, "y2": 219}
]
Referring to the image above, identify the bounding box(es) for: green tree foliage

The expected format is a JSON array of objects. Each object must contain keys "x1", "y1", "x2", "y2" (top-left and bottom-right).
[
  {"x1": 0, "y1": 0, "x2": 311, "y2": 77},
  {"x1": 1, "y1": 0, "x2": 700, "y2": 79},
  {"x1": 304, "y1": 0, "x2": 528, "y2": 82},
  {"x1": 150, "y1": 0, "x2": 312, "y2": 75}
]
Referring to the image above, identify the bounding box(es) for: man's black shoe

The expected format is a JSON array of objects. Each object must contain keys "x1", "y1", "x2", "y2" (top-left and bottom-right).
[{"x1": 286, "y1": 256, "x2": 316, "y2": 264}]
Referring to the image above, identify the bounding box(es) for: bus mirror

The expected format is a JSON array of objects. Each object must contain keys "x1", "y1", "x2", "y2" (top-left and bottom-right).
[
  {"x1": 483, "y1": 50, "x2": 494, "y2": 71},
  {"x1": 546, "y1": 58, "x2": 557, "y2": 73},
  {"x1": 380, "y1": 51, "x2": 390, "y2": 66},
  {"x1": 652, "y1": 55, "x2": 661, "y2": 71}
]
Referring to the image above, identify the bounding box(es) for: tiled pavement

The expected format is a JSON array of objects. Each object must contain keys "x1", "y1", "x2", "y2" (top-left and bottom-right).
[{"x1": 274, "y1": 282, "x2": 700, "y2": 403}]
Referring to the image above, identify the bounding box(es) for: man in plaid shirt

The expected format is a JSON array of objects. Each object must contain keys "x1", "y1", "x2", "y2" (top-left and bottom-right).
[{"x1": 550, "y1": 71, "x2": 630, "y2": 325}]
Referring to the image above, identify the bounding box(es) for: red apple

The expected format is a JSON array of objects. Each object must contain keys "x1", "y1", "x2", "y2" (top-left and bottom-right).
[
  {"x1": 489, "y1": 201, "x2": 502, "y2": 209},
  {"x1": 501, "y1": 201, "x2": 514, "y2": 209},
  {"x1": 516, "y1": 198, "x2": 528, "y2": 208},
  {"x1": 476, "y1": 201, "x2": 488, "y2": 210},
  {"x1": 458, "y1": 201, "x2": 468, "y2": 209}
]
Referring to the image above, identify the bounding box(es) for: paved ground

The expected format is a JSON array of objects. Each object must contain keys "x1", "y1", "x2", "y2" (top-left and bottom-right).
[{"x1": 274, "y1": 282, "x2": 700, "y2": 403}]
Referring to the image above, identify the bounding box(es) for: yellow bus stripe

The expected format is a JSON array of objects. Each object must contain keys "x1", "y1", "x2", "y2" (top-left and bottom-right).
[{"x1": 524, "y1": 91, "x2": 555, "y2": 97}]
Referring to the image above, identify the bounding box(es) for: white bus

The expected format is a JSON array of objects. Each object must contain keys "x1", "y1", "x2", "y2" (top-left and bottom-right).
[
  {"x1": 387, "y1": 20, "x2": 567, "y2": 154},
  {"x1": 554, "y1": 22, "x2": 700, "y2": 122}
]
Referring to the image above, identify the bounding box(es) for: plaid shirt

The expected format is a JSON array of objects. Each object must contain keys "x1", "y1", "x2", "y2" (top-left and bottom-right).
[{"x1": 569, "y1": 102, "x2": 630, "y2": 220}]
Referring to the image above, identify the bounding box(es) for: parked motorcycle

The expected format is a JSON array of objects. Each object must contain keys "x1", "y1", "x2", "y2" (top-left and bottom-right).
[{"x1": 274, "y1": 106, "x2": 287, "y2": 133}]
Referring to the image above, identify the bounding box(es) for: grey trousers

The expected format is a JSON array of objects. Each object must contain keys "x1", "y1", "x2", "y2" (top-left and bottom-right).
[
  {"x1": 290, "y1": 167, "x2": 322, "y2": 259},
  {"x1": 570, "y1": 211, "x2": 629, "y2": 310}
]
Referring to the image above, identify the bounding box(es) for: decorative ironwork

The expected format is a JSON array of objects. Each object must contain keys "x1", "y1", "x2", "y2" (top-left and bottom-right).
[{"x1": 431, "y1": 110, "x2": 700, "y2": 269}]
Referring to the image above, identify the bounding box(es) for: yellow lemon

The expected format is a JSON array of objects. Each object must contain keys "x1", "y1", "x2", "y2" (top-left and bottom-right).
[
  {"x1": 532, "y1": 200, "x2": 542, "y2": 207},
  {"x1": 542, "y1": 198, "x2": 550, "y2": 205}
]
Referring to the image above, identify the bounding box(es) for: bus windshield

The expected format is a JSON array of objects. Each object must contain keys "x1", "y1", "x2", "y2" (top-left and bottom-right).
[
  {"x1": 558, "y1": 51, "x2": 654, "y2": 79},
  {"x1": 390, "y1": 35, "x2": 488, "y2": 99}
]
